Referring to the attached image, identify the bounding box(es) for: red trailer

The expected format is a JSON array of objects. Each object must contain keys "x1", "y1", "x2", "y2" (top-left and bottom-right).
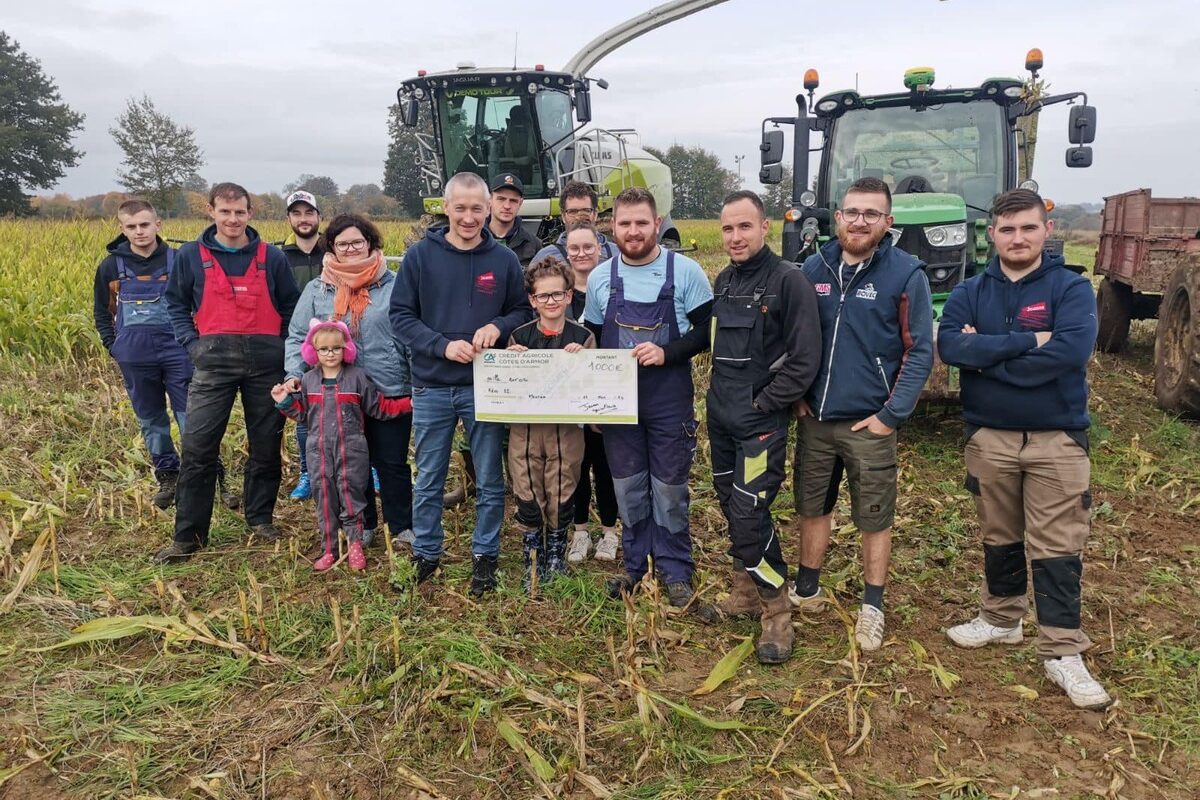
[{"x1": 1094, "y1": 188, "x2": 1200, "y2": 414}]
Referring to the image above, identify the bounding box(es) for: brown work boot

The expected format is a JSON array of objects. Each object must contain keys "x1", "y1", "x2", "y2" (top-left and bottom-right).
[
  {"x1": 717, "y1": 560, "x2": 762, "y2": 620},
  {"x1": 755, "y1": 585, "x2": 795, "y2": 664}
]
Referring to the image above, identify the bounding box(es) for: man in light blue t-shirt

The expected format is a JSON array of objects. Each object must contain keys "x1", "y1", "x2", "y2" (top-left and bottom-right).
[{"x1": 584, "y1": 187, "x2": 715, "y2": 619}]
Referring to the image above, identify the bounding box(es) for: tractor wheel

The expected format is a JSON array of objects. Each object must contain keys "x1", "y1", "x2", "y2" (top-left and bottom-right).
[
  {"x1": 1096, "y1": 277, "x2": 1132, "y2": 353},
  {"x1": 1154, "y1": 256, "x2": 1200, "y2": 417}
]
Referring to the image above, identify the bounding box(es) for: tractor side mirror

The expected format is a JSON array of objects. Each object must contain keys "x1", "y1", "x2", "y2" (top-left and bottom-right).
[
  {"x1": 402, "y1": 96, "x2": 419, "y2": 128},
  {"x1": 760, "y1": 164, "x2": 783, "y2": 184},
  {"x1": 575, "y1": 86, "x2": 592, "y2": 124},
  {"x1": 761, "y1": 130, "x2": 784, "y2": 166},
  {"x1": 1065, "y1": 146, "x2": 1093, "y2": 168},
  {"x1": 1068, "y1": 105, "x2": 1096, "y2": 144}
]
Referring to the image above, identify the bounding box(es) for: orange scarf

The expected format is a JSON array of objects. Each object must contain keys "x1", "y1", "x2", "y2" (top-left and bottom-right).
[{"x1": 320, "y1": 250, "x2": 385, "y2": 334}]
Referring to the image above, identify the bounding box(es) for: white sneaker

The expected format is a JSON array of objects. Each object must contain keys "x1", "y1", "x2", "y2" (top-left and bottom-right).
[
  {"x1": 947, "y1": 615, "x2": 1024, "y2": 649},
  {"x1": 789, "y1": 585, "x2": 829, "y2": 612},
  {"x1": 855, "y1": 605, "x2": 886, "y2": 652},
  {"x1": 567, "y1": 529, "x2": 591, "y2": 564},
  {"x1": 1044, "y1": 654, "x2": 1112, "y2": 709},
  {"x1": 593, "y1": 530, "x2": 619, "y2": 562}
]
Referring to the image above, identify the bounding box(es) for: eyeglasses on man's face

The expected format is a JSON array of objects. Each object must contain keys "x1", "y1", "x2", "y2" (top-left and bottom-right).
[
  {"x1": 333, "y1": 238, "x2": 368, "y2": 252},
  {"x1": 563, "y1": 207, "x2": 595, "y2": 218},
  {"x1": 532, "y1": 290, "x2": 569, "y2": 304},
  {"x1": 838, "y1": 208, "x2": 887, "y2": 224}
]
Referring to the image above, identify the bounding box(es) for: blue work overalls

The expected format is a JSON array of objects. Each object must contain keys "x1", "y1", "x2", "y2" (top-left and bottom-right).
[
  {"x1": 600, "y1": 251, "x2": 698, "y2": 585},
  {"x1": 111, "y1": 250, "x2": 193, "y2": 477}
]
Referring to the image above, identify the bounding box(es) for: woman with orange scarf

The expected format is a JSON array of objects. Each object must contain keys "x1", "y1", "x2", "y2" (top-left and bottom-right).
[{"x1": 284, "y1": 214, "x2": 414, "y2": 551}]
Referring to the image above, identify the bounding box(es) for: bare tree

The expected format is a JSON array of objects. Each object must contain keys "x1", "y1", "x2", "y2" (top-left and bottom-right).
[{"x1": 110, "y1": 95, "x2": 205, "y2": 215}]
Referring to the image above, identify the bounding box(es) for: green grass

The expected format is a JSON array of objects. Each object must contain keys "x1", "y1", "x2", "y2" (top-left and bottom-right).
[{"x1": 0, "y1": 219, "x2": 1196, "y2": 797}]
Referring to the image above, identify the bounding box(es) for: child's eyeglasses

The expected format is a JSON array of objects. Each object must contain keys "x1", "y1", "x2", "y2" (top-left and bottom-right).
[
  {"x1": 532, "y1": 291, "x2": 568, "y2": 304},
  {"x1": 316, "y1": 346, "x2": 345, "y2": 355}
]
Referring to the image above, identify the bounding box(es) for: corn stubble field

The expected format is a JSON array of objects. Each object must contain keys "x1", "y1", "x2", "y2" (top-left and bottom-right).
[{"x1": 0, "y1": 218, "x2": 1196, "y2": 799}]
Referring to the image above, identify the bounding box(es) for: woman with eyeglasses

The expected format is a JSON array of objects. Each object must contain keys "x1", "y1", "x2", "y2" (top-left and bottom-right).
[
  {"x1": 284, "y1": 214, "x2": 415, "y2": 554},
  {"x1": 561, "y1": 223, "x2": 621, "y2": 564}
]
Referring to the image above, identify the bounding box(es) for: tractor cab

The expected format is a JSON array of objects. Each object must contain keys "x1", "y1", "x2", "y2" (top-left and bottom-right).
[{"x1": 398, "y1": 64, "x2": 590, "y2": 216}]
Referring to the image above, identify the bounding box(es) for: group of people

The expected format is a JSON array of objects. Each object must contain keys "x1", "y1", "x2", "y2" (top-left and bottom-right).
[{"x1": 93, "y1": 169, "x2": 1110, "y2": 711}]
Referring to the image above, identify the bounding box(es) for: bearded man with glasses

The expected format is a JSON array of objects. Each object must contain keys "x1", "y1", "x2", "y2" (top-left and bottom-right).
[{"x1": 792, "y1": 177, "x2": 934, "y2": 652}]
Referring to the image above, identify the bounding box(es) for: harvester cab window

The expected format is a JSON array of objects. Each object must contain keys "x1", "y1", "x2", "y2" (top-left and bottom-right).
[
  {"x1": 828, "y1": 103, "x2": 1005, "y2": 221},
  {"x1": 436, "y1": 88, "x2": 552, "y2": 197}
]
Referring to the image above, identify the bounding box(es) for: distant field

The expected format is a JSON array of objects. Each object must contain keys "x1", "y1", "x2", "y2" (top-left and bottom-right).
[{"x1": 0, "y1": 218, "x2": 1196, "y2": 798}]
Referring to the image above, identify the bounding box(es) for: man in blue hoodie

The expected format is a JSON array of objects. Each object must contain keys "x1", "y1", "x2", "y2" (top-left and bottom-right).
[
  {"x1": 390, "y1": 171, "x2": 532, "y2": 597},
  {"x1": 795, "y1": 177, "x2": 934, "y2": 653},
  {"x1": 938, "y1": 189, "x2": 1110, "y2": 710},
  {"x1": 153, "y1": 183, "x2": 300, "y2": 564}
]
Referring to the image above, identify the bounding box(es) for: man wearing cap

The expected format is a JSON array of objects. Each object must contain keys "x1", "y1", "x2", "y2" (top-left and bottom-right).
[
  {"x1": 487, "y1": 173, "x2": 540, "y2": 267},
  {"x1": 281, "y1": 190, "x2": 326, "y2": 501}
]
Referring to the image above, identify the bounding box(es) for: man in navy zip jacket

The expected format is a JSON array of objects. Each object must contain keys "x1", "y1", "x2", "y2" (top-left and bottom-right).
[
  {"x1": 390, "y1": 171, "x2": 532, "y2": 597},
  {"x1": 939, "y1": 189, "x2": 1110, "y2": 710},
  {"x1": 794, "y1": 177, "x2": 933, "y2": 653},
  {"x1": 153, "y1": 183, "x2": 299, "y2": 564}
]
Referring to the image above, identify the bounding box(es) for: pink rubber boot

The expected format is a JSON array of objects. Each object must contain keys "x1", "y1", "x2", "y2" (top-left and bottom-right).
[
  {"x1": 348, "y1": 541, "x2": 367, "y2": 571},
  {"x1": 313, "y1": 550, "x2": 337, "y2": 572}
]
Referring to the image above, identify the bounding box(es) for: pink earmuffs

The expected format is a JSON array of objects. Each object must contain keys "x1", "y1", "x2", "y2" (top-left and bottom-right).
[{"x1": 300, "y1": 318, "x2": 358, "y2": 366}]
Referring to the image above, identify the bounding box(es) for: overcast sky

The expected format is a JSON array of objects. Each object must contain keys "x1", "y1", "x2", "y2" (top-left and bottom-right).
[{"x1": 7, "y1": 0, "x2": 1199, "y2": 205}]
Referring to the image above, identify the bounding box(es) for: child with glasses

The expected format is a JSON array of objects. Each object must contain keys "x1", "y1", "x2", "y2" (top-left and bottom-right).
[
  {"x1": 272, "y1": 319, "x2": 412, "y2": 573},
  {"x1": 505, "y1": 257, "x2": 596, "y2": 589}
]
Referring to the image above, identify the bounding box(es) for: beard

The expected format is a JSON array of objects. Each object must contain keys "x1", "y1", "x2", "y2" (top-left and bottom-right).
[
  {"x1": 617, "y1": 235, "x2": 656, "y2": 261},
  {"x1": 998, "y1": 245, "x2": 1041, "y2": 272},
  {"x1": 291, "y1": 222, "x2": 318, "y2": 240},
  {"x1": 837, "y1": 224, "x2": 886, "y2": 260}
]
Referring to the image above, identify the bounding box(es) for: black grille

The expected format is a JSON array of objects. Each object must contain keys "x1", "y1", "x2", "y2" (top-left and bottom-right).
[{"x1": 896, "y1": 226, "x2": 965, "y2": 295}]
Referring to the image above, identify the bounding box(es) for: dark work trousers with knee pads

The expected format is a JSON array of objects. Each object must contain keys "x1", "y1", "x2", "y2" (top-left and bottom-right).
[
  {"x1": 965, "y1": 426, "x2": 1093, "y2": 658},
  {"x1": 707, "y1": 280, "x2": 791, "y2": 589},
  {"x1": 600, "y1": 253, "x2": 698, "y2": 585}
]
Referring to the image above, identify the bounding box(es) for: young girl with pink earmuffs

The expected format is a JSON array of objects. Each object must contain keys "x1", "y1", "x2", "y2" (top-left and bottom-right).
[{"x1": 272, "y1": 319, "x2": 412, "y2": 572}]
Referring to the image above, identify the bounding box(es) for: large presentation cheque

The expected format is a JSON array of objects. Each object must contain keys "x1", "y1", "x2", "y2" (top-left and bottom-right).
[{"x1": 473, "y1": 349, "x2": 638, "y2": 424}]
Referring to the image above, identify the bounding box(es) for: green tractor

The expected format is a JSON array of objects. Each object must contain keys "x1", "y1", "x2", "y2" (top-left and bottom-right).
[{"x1": 759, "y1": 50, "x2": 1097, "y2": 397}]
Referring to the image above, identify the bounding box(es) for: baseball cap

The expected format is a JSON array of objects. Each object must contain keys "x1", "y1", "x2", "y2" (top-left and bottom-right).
[
  {"x1": 285, "y1": 190, "x2": 320, "y2": 213},
  {"x1": 489, "y1": 173, "x2": 524, "y2": 197}
]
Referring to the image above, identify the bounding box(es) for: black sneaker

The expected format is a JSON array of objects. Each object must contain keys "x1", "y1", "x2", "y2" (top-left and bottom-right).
[
  {"x1": 152, "y1": 541, "x2": 200, "y2": 565},
  {"x1": 606, "y1": 574, "x2": 638, "y2": 599},
  {"x1": 152, "y1": 471, "x2": 179, "y2": 510},
  {"x1": 667, "y1": 581, "x2": 719, "y2": 623},
  {"x1": 469, "y1": 554, "x2": 499, "y2": 598},
  {"x1": 250, "y1": 523, "x2": 282, "y2": 542},
  {"x1": 412, "y1": 554, "x2": 440, "y2": 583}
]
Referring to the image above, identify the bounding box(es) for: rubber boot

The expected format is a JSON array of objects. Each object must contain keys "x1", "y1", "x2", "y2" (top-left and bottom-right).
[
  {"x1": 718, "y1": 559, "x2": 762, "y2": 620},
  {"x1": 756, "y1": 586, "x2": 795, "y2": 664},
  {"x1": 522, "y1": 528, "x2": 544, "y2": 592},
  {"x1": 544, "y1": 527, "x2": 569, "y2": 580},
  {"x1": 152, "y1": 470, "x2": 179, "y2": 510}
]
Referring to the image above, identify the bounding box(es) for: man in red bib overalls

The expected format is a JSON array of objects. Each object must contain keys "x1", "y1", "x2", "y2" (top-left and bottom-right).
[{"x1": 154, "y1": 182, "x2": 300, "y2": 564}]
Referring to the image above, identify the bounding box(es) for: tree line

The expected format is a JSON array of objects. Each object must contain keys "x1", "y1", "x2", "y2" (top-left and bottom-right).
[{"x1": 4, "y1": 29, "x2": 767, "y2": 221}]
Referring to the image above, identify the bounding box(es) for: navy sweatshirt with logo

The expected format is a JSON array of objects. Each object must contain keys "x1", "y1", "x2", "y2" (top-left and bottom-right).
[
  {"x1": 390, "y1": 225, "x2": 533, "y2": 387},
  {"x1": 937, "y1": 251, "x2": 1096, "y2": 431},
  {"x1": 799, "y1": 237, "x2": 934, "y2": 428}
]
